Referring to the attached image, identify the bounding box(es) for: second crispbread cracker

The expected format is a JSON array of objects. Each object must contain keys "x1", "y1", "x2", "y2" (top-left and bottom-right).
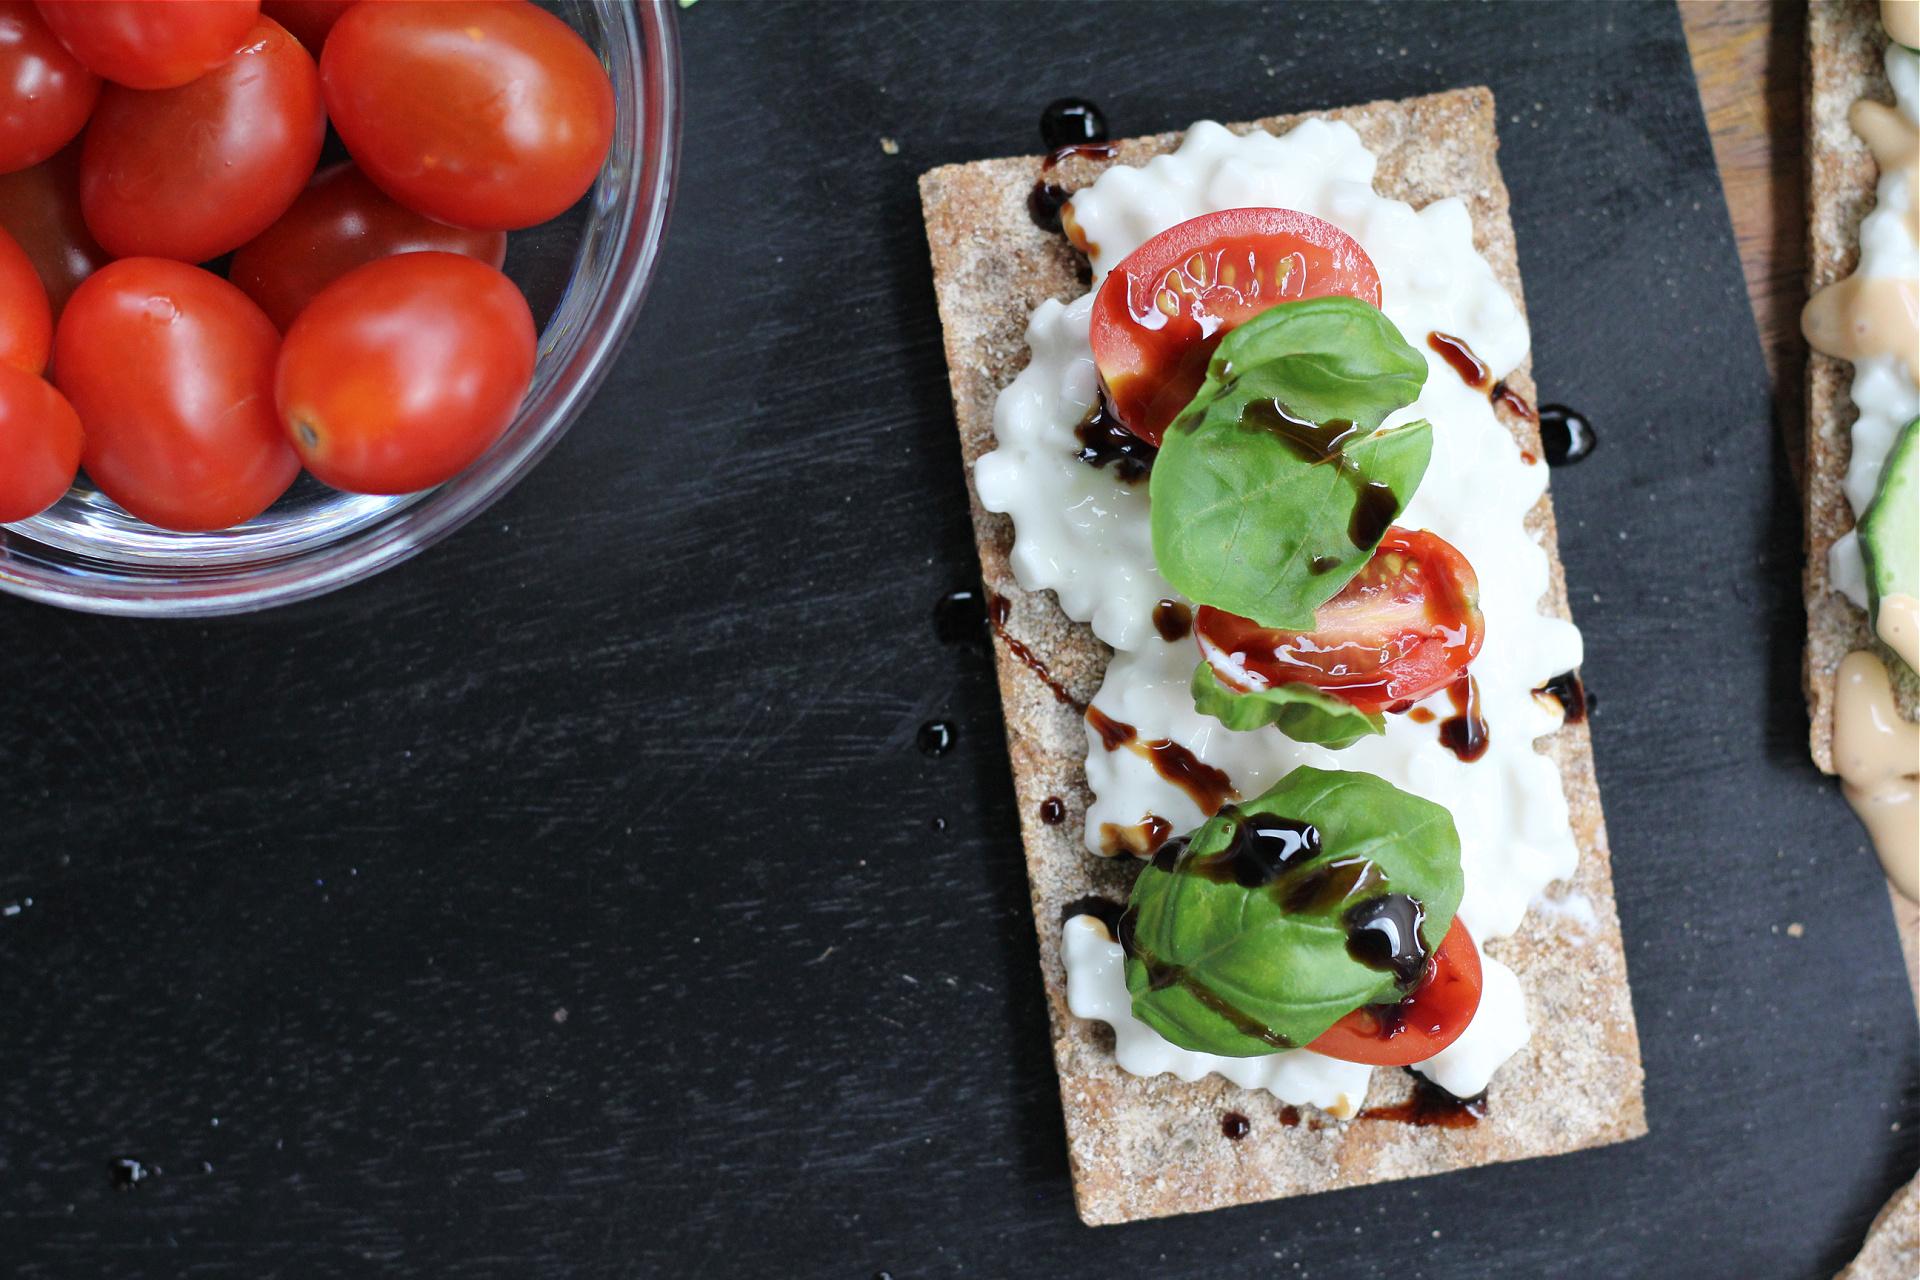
[{"x1": 919, "y1": 87, "x2": 1646, "y2": 1227}]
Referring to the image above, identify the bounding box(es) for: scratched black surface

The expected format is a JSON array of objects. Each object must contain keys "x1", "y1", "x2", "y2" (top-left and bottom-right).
[{"x1": 0, "y1": 2, "x2": 1913, "y2": 1276}]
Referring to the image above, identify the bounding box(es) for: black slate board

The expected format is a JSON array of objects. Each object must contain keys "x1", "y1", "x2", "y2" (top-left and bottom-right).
[{"x1": 0, "y1": 2, "x2": 1913, "y2": 1276}]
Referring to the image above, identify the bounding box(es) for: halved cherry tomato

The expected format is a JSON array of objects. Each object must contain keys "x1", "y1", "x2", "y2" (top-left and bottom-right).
[
  {"x1": 34, "y1": 0, "x2": 258, "y2": 90},
  {"x1": 0, "y1": 360, "x2": 80, "y2": 522},
  {"x1": 53, "y1": 258, "x2": 297, "y2": 531},
  {"x1": 1088, "y1": 208, "x2": 1381, "y2": 447},
  {"x1": 0, "y1": 1, "x2": 99, "y2": 173},
  {"x1": 0, "y1": 220, "x2": 50, "y2": 372},
  {"x1": 259, "y1": 0, "x2": 352, "y2": 57},
  {"x1": 230, "y1": 161, "x2": 508, "y2": 332},
  {"x1": 1308, "y1": 916, "x2": 1482, "y2": 1066},
  {"x1": 0, "y1": 135, "x2": 108, "y2": 319},
  {"x1": 320, "y1": 0, "x2": 615, "y2": 231},
  {"x1": 1196, "y1": 527, "x2": 1485, "y2": 716},
  {"x1": 80, "y1": 14, "x2": 323, "y2": 263},
  {"x1": 276, "y1": 251, "x2": 535, "y2": 495}
]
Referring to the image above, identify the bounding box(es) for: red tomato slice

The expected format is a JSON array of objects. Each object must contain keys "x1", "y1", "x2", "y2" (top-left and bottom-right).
[
  {"x1": 0, "y1": 136, "x2": 110, "y2": 320},
  {"x1": 0, "y1": 360, "x2": 81, "y2": 522},
  {"x1": 1196, "y1": 527, "x2": 1485, "y2": 716},
  {"x1": 1088, "y1": 208, "x2": 1381, "y2": 447},
  {"x1": 1309, "y1": 916, "x2": 1482, "y2": 1066},
  {"x1": 0, "y1": 1, "x2": 99, "y2": 173},
  {"x1": 0, "y1": 220, "x2": 50, "y2": 373},
  {"x1": 35, "y1": 0, "x2": 259, "y2": 90},
  {"x1": 231, "y1": 161, "x2": 508, "y2": 333},
  {"x1": 320, "y1": 0, "x2": 615, "y2": 231},
  {"x1": 53, "y1": 257, "x2": 297, "y2": 532},
  {"x1": 276, "y1": 251, "x2": 536, "y2": 495},
  {"x1": 80, "y1": 14, "x2": 323, "y2": 264}
]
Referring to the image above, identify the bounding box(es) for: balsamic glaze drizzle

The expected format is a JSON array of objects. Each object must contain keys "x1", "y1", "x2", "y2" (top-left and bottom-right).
[{"x1": 1537, "y1": 404, "x2": 1597, "y2": 466}]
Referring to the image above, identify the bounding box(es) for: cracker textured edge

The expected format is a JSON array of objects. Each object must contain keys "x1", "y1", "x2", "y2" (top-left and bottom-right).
[
  {"x1": 1803, "y1": 0, "x2": 1919, "y2": 773},
  {"x1": 1833, "y1": 1174, "x2": 1919, "y2": 1280},
  {"x1": 919, "y1": 87, "x2": 1645, "y2": 1227}
]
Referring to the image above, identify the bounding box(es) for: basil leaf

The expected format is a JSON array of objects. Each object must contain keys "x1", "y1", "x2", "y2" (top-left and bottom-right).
[
  {"x1": 1149, "y1": 296, "x2": 1432, "y2": 630},
  {"x1": 1190, "y1": 661, "x2": 1384, "y2": 749},
  {"x1": 1123, "y1": 766, "x2": 1462, "y2": 1057}
]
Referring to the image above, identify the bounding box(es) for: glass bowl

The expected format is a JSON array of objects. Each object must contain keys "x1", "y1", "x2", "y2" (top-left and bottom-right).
[{"x1": 0, "y1": 0, "x2": 681, "y2": 618}]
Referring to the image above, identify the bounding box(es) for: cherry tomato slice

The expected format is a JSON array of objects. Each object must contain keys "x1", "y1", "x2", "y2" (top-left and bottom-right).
[
  {"x1": 80, "y1": 14, "x2": 323, "y2": 264},
  {"x1": 0, "y1": 360, "x2": 80, "y2": 522},
  {"x1": 276, "y1": 251, "x2": 535, "y2": 495},
  {"x1": 34, "y1": 0, "x2": 258, "y2": 90},
  {"x1": 1196, "y1": 527, "x2": 1485, "y2": 716},
  {"x1": 0, "y1": 1, "x2": 99, "y2": 173},
  {"x1": 320, "y1": 0, "x2": 615, "y2": 231},
  {"x1": 0, "y1": 135, "x2": 110, "y2": 319},
  {"x1": 0, "y1": 220, "x2": 50, "y2": 372},
  {"x1": 259, "y1": 0, "x2": 352, "y2": 56},
  {"x1": 231, "y1": 161, "x2": 508, "y2": 333},
  {"x1": 53, "y1": 257, "x2": 297, "y2": 532},
  {"x1": 1308, "y1": 916, "x2": 1482, "y2": 1066},
  {"x1": 1088, "y1": 208, "x2": 1382, "y2": 447}
]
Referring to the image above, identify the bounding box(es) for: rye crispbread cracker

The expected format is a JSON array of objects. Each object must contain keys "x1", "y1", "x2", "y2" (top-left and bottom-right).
[
  {"x1": 1803, "y1": 0, "x2": 1919, "y2": 773},
  {"x1": 919, "y1": 87, "x2": 1646, "y2": 1226},
  {"x1": 1835, "y1": 1174, "x2": 1919, "y2": 1280}
]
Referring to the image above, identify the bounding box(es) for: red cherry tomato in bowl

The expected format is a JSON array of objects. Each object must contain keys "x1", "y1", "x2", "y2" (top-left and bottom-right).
[
  {"x1": 53, "y1": 257, "x2": 297, "y2": 532},
  {"x1": 276, "y1": 251, "x2": 536, "y2": 495},
  {"x1": 1088, "y1": 208, "x2": 1381, "y2": 447},
  {"x1": 0, "y1": 220, "x2": 50, "y2": 372},
  {"x1": 320, "y1": 0, "x2": 615, "y2": 231},
  {"x1": 0, "y1": 136, "x2": 109, "y2": 318},
  {"x1": 1196, "y1": 527, "x2": 1485, "y2": 716},
  {"x1": 1308, "y1": 915, "x2": 1482, "y2": 1066},
  {"x1": 0, "y1": 1, "x2": 99, "y2": 173},
  {"x1": 80, "y1": 14, "x2": 323, "y2": 263},
  {"x1": 231, "y1": 161, "x2": 509, "y2": 332},
  {"x1": 0, "y1": 360, "x2": 81, "y2": 522},
  {"x1": 34, "y1": 0, "x2": 259, "y2": 90}
]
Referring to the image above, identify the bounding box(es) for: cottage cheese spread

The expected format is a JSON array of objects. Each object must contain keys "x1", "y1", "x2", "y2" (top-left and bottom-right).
[{"x1": 974, "y1": 118, "x2": 1583, "y2": 1105}]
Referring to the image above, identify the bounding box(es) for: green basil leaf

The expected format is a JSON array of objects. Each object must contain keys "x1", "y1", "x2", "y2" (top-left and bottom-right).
[
  {"x1": 1189, "y1": 661, "x2": 1384, "y2": 748},
  {"x1": 1123, "y1": 766, "x2": 1462, "y2": 1057},
  {"x1": 1149, "y1": 296, "x2": 1433, "y2": 630}
]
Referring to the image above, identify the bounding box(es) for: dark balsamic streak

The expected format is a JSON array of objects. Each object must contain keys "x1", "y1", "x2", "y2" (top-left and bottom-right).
[
  {"x1": 1084, "y1": 706, "x2": 1236, "y2": 815},
  {"x1": 1427, "y1": 331, "x2": 1489, "y2": 389},
  {"x1": 988, "y1": 594, "x2": 1084, "y2": 710},
  {"x1": 1489, "y1": 380, "x2": 1536, "y2": 421},
  {"x1": 1358, "y1": 1070, "x2": 1488, "y2": 1128},
  {"x1": 1535, "y1": 670, "x2": 1588, "y2": 723},
  {"x1": 1042, "y1": 140, "x2": 1118, "y2": 169},
  {"x1": 1027, "y1": 181, "x2": 1070, "y2": 234},
  {"x1": 1074, "y1": 399, "x2": 1156, "y2": 482},
  {"x1": 1437, "y1": 673, "x2": 1489, "y2": 762}
]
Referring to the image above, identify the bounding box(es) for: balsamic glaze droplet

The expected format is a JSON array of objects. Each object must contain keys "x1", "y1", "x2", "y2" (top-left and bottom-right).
[
  {"x1": 917, "y1": 721, "x2": 956, "y2": 757},
  {"x1": 1038, "y1": 796, "x2": 1066, "y2": 825},
  {"x1": 1187, "y1": 809, "x2": 1321, "y2": 887},
  {"x1": 1059, "y1": 895, "x2": 1127, "y2": 934},
  {"x1": 1027, "y1": 180, "x2": 1070, "y2": 234},
  {"x1": 933, "y1": 587, "x2": 990, "y2": 656},
  {"x1": 1075, "y1": 398, "x2": 1156, "y2": 482},
  {"x1": 1343, "y1": 894, "x2": 1430, "y2": 988},
  {"x1": 107, "y1": 1157, "x2": 148, "y2": 1190},
  {"x1": 1537, "y1": 404, "x2": 1597, "y2": 466},
  {"x1": 930, "y1": 816, "x2": 948, "y2": 833},
  {"x1": 1536, "y1": 670, "x2": 1588, "y2": 723},
  {"x1": 1151, "y1": 599, "x2": 1192, "y2": 642},
  {"x1": 1040, "y1": 97, "x2": 1109, "y2": 150},
  {"x1": 1221, "y1": 1111, "x2": 1251, "y2": 1140},
  {"x1": 1150, "y1": 835, "x2": 1189, "y2": 873}
]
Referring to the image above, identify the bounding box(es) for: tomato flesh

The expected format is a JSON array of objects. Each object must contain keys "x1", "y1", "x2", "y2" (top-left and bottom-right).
[
  {"x1": 0, "y1": 219, "x2": 50, "y2": 373},
  {"x1": 276, "y1": 251, "x2": 536, "y2": 495},
  {"x1": 259, "y1": 0, "x2": 353, "y2": 57},
  {"x1": 0, "y1": 1, "x2": 99, "y2": 173},
  {"x1": 53, "y1": 258, "x2": 297, "y2": 532},
  {"x1": 0, "y1": 359, "x2": 81, "y2": 522},
  {"x1": 320, "y1": 0, "x2": 615, "y2": 231},
  {"x1": 35, "y1": 0, "x2": 259, "y2": 91},
  {"x1": 0, "y1": 137, "x2": 109, "y2": 318},
  {"x1": 1308, "y1": 916, "x2": 1482, "y2": 1066},
  {"x1": 1196, "y1": 527, "x2": 1484, "y2": 716},
  {"x1": 231, "y1": 161, "x2": 509, "y2": 332},
  {"x1": 1088, "y1": 208, "x2": 1381, "y2": 447},
  {"x1": 80, "y1": 14, "x2": 324, "y2": 263}
]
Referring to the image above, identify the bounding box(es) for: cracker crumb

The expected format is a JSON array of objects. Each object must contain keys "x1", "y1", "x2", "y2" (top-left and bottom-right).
[{"x1": 880, "y1": 137, "x2": 900, "y2": 155}]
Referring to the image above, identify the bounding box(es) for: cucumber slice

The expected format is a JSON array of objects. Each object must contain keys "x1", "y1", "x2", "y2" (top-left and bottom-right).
[{"x1": 1859, "y1": 414, "x2": 1918, "y2": 672}]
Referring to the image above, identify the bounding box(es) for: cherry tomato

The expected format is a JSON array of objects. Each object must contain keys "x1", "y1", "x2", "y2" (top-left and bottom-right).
[
  {"x1": 80, "y1": 14, "x2": 323, "y2": 263},
  {"x1": 34, "y1": 0, "x2": 258, "y2": 90},
  {"x1": 277, "y1": 251, "x2": 535, "y2": 494},
  {"x1": 1087, "y1": 208, "x2": 1381, "y2": 447},
  {"x1": 321, "y1": 0, "x2": 614, "y2": 231},
  {"x1": 230, "y1": 161, "x2": 508, "y2": 332},
  {"x1": 1308, "y1": 916, "x2": 1482, "y2": 1066},
  {"x1": 0, "y1": 219, "x2": 49, "y2": 372},
  {"x1": 0, "y1": 1, "x2": 98, "y2": 173},
  {"x1": 1196, "y1": 528, "x2": 1485, "y2": 716},
  {"x1": 0, "y1": 135, "x2": 108, "y2": 319},
  {"x1": 259, "y1": 0, "x2": 352, "y2": 57},
  {"x1": 53, "y1": 258, "x2": 297, "y2": 531},
  {"x1": 0, "y1": 360, "x2": 80, "y2": 522}
]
